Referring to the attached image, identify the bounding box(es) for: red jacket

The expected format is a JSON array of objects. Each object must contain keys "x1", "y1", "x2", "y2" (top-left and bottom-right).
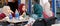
[
  {"x1": 0, "y1": 13, "x2": 15, "y2": 20},
  {"x1": 0, "y1": 13, "x2": 6, "y2": 20}
]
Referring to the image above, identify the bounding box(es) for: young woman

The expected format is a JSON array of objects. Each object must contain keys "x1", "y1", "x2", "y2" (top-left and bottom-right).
[
  {"x1": 0, "y1": 6, "x2": 14, "y2": 20},
  {"x1": 18, "y1": 4, "x2": 27, "y2": 17},
  {"x1": 31, "y1": 0, "x2": 43, "y2": 19},
  {"x1": 25, "y1": 0, "x2": 43, "y2": 26}
]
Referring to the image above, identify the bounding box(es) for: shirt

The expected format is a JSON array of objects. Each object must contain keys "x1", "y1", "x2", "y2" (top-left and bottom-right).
[{"x1": 33, "y1": 3, "x2": 43, "y2": 17}]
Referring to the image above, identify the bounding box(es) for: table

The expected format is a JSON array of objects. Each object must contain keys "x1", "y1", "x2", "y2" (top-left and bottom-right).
[
  {"x1": 3, "y1": 16, "x2": 29, "y2": 26},
  {"x1": 5, "y1": 16, "x2": 29, "y2": 23}
]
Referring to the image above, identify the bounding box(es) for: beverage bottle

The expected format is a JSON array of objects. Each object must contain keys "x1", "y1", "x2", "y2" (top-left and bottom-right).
[
  {"x1": 9, "y1": 13, "x2": 12, "y2": 19},
  {"x1": 15, "y1": 9, "x2": 19, "y2": 19}
]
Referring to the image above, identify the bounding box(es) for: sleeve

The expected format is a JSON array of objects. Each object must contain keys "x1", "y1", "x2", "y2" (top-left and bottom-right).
[{"x1": 0, "y1": 13, "x2": 6, "y2": 20}]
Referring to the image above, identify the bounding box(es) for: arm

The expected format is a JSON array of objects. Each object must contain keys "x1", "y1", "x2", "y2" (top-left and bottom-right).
[{"x1": 21, "y1": 12, "x2": 26, "y2": 17}]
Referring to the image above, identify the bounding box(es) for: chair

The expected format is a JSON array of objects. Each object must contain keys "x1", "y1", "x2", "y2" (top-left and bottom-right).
[{"x1": 32, "y1": 18, "x2": 47, "y2": 26}]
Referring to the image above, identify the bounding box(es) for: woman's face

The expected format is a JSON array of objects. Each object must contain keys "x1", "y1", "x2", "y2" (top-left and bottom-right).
[{"x1": 22, "y1": 5, "x2": 26, "y2": 11}]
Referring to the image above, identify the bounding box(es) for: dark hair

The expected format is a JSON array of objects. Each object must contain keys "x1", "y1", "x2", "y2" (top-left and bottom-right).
[
  {"x1": 34, "y1": 0, "x2": 40, "y2": 4},
  {"x1": 15, "y1": 0, "x2": 18, "y2": 1}
]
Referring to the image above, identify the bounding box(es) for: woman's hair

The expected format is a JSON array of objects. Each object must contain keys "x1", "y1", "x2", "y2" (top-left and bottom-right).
[
  {"x1": 34, "y1": 0, "x2": 40, "y2": 4},
  {"x1": 18, "y1": 4, "x2": 25, "y2": 15},
  {"x1": 15, "y1": 0, "x2": 18, "y2": 2}
]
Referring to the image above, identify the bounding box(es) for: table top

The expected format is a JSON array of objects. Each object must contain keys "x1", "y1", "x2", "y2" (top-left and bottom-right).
[{"x1": 2, "y1": 16, "x2": 29, "y2": 23}]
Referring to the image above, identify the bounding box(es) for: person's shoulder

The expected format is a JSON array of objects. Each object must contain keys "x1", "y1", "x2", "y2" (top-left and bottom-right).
[
  {"x1": 34, "y1": 3, "x2": 42, "y2": 7},
  {"x1": 0, "y1": 13, "x2": 6, "y2": 20}
]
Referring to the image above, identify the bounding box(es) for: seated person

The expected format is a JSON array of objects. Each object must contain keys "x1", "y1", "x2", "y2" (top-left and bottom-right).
[
  {"x1": 18, "y1": 4, "x2": 35, "y2": 26},
  {"x1": 31, "y1": 0, "x2": 43, "y2": 20},
  {"x1": 25, "y1": 0, "x2": 43, "y2": 26},
  {"x1": 18, "y1": 4, "x2": 27, "y2": 17},
  {"x1": 0, "y1": 6, "x2": 14, "y2": 20},
  {"x1": 2, "y1": 6, "x2": 13, "y2": 16},
  {"x1": 43, "y1": 2, "x2": 54, "y2": 18}
]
